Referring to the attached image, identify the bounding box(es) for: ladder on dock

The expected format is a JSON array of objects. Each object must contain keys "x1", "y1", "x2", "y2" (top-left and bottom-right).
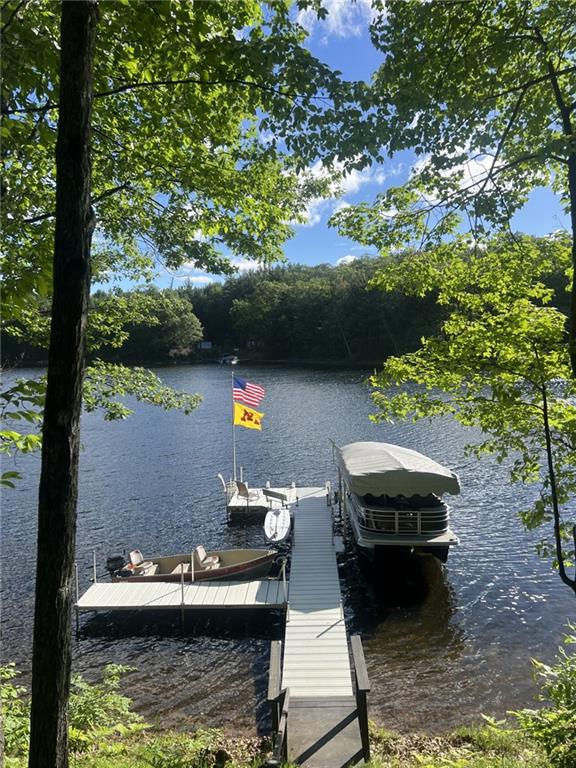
[{"x1": 267, "y1": 487, "x2": 370, "y2": 767}]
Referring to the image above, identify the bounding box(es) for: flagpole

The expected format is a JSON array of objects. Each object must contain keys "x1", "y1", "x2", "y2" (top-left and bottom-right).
[{"x1": 231, "y1": 364, "x2": 237, "y2": 480}]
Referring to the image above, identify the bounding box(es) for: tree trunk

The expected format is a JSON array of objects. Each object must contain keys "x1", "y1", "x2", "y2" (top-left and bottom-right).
[
  {"x1": 541, "y1": 383, "x2": 576, "y2": 595},
  {"x1": 28, "y1": 3, "x2": 98, "y2": 768},
  {"x1": 567, "y1": 151, "x2": 576, "y2": 377}
]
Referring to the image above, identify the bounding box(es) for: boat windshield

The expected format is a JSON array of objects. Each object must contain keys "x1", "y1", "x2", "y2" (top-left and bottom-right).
[{"x1": 361, "y1": 493, "x2": 445, "y2": 509}]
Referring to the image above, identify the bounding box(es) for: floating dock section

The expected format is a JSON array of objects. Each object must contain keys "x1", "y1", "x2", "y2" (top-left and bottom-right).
[
  {"x1": 223, "y1": 482, "x2": 298, "y2": 519},
  {"x1": 282, "y1": 488, "x2": 352, "y2": 697},
  {"x1": 76, "y1": 578, "x2": 287, "y2": 613}
]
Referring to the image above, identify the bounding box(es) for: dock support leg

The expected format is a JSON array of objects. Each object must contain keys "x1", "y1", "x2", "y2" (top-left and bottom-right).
[
  {"x1": 74, "y1": 561, "x2": 80, "y2": 639},
  {"x1": 357, "y1": 689, "x2": 370, "y2": 762},
  {"x1": 351, "y1": 635, "x2": 371, "y2": 763},
  {"x1": 180, "y1": 566, "x2": 185, "y2": 628},
  {"x1": 268, "y1": 640, "x2": 282, "y2": 733}
]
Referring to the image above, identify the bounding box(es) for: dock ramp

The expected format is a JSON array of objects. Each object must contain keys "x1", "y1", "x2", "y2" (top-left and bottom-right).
[{"x1": 268, "y1": 487, "x2": 370, "y2": 767}]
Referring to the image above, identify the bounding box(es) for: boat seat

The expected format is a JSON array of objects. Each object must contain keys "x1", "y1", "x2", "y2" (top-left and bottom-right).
[
  {"x1": 171, "y1": 563, "x2": 190, "y2": 574},
  {"x1": 134, "y1": 562, "x2": 158, "y2": 575},
  {"x1": 195, "y1": 545, "x2": 220, "y2": 569},
  {"x1": 129, "y1": 549, "x2": 146, "y2": 566},
  {"x1": 236, "y1": 481, "x2": 260, "y2": 502},
  {"x1": 129, "y1": 550, "x2": 157, "y2": 573}
]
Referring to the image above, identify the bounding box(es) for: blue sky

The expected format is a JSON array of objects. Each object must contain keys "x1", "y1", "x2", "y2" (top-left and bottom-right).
[{"x1": 153, "y1": 0, "x2": 568, "y2": 290}]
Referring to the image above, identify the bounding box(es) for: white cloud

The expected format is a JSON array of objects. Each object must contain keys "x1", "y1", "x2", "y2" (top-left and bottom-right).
[
  {"x1": 299, "y1": 198, "x2": 332, "y2": 227},
  {"x1": 171, "y1": 272, "x2": 214, "y2": 285},
  {"x1": 170, "y1": 261, "x2": 215, "y2": 284},
  {"x1": 336, "y1": 254, "x2": 357, "y2": 265},
  {"x1": 230, "y1": 257, "x2": 261, "y2": 273},
  {"x1": 297, "y1": 0, "x2": 377, "y2": 39},
  {"x1": 296, "y1": 160, "x2": 387, "y2": 227},
  {"x1": 332, "y1": 200, "x2": 351, "y2": 215},
  {"x1": 340, "y1": 165, "x2": 387, "y2": 194},
  {"x1": 410, "y1": 151, "x2": 503, "y2": 195},
  {"x1": 388, "y1": 162, "x2": 405, "y2": 177},
  {"x1": 379, "y1": 204, "x2": 398, "y2": 219},
  {"x1": 307, "y1": 158, "x2": 386, "y2": 196}
]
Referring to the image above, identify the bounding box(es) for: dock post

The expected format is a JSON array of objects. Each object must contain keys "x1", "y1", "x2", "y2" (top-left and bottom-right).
[
  {"x1": 92, "y1": 550, "x2": 97, "y2": 583},
  {"x1": 267, "y1": 641, "x2": 289, "y2": 766},
  {"x1": 281, "y1": 559, "x2": 288, "y2": 604},
  {"x1": 341, "y1": 474, "x2": 347, "y2": 542},
  {"x1": 74, "y1": 561, "x2": 80, "y2": 638},
  {"x1": 268, "y1": 640, "x2": 282, "y2": 732},
  {"x1": 218, "y1": 473, "x2": 229, "y2": 520},
  {"x1": 180, "y1": 564, "x2": 185, "y2": 627},
  {"x1": 351, "y1": 635, "x2": 371, "y2": 763},
  {"x1": 281, "y1": 559, "x2": 289, "y2": 622}
]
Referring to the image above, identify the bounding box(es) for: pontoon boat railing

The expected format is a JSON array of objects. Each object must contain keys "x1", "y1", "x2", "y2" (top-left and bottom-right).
[{"x1": 349, "y1": 494, "x2": 449, "y2": 536}]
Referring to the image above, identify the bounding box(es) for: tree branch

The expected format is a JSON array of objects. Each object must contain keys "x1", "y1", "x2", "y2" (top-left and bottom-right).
[
  {"x1": 1, "y1": 0, "x2": 28, "y2": 34},
  {"x1": 482, "y1": 65, "x2": 576, "y2": 102},
  {"x1": 92, "y1": 183, "x2": 131, "y2": 204},
  {"x1": 540, "y1": 378, "x2": 576, "y2": 594},
  {"x1": 23, "y1": 183, "x2": 130, "y2": 224},
  {"x1": 478, "y1": 87, "x2": 527, "y2": 197},
  {"x1": 3, "y1": 74, "x2": 321, "y2": 116},
  {"x1": 93, "y1": 75, "x2": 297, "y2": 102}
]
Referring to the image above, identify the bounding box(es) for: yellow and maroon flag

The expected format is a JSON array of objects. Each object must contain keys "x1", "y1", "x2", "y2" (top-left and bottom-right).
[{"x1": 233, "y1": 401, "x2": 264, "y2": 431}]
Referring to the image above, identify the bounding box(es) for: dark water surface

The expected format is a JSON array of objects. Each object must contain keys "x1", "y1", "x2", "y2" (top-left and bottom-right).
[{"x1": 1, "y1": 365, "x2": 574, "y2": 734}]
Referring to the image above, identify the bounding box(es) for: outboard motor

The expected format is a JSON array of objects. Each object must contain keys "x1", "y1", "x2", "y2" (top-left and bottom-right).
[{"x1": 106, "y1": 555, "x2": 126, "y2": 576}]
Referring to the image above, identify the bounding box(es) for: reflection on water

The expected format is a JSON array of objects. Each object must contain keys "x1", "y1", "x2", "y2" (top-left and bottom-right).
[{"x1": 1, "y1": 365, "x2": 574, "y2": 734}]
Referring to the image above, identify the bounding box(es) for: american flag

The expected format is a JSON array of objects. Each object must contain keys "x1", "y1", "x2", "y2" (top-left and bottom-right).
[{"x1": 233, "y1": 376, "x2": 265, "y2": 407}]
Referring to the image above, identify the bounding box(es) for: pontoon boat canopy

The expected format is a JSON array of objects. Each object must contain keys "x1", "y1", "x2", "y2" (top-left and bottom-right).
[{"x1": 337, "y1": 441, "x2": 460, "y2": 497}]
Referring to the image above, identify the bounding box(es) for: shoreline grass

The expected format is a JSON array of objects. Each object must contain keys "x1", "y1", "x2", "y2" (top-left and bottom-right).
[{"x1": 2, "y1": 721, "x2": 551, "y2": 768}]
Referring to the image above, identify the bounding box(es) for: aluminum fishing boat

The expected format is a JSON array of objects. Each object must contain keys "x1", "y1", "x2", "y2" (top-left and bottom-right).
[{"x1": 106, "y1": 545, "x2": 277, "y2": 582}]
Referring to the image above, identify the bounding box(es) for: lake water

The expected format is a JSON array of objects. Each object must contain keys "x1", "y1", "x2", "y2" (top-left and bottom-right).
[{"x1": 1, "y1": 364, "x2": 574, "y2": 734}]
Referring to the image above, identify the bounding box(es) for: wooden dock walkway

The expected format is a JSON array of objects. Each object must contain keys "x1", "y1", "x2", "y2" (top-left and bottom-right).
[
  {"x1": 273, "y1": 487, "x2": 368, "y2": 767},
  {"x1": 76, "y1": 578, "x2": 287, "y2": 612}
]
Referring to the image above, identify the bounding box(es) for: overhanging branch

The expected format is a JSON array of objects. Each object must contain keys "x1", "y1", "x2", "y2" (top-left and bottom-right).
[
  {"x1": 3, "y1": 74, "x2": 330, "y2": 116},
  {"x1": 482, "y1": 64, "x2": 576, "y2": 102},
  {"x1": 23, "y1": 183, "x2": 130, "y2": 224}
]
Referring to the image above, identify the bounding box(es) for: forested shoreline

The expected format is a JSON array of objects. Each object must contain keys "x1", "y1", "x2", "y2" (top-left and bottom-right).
[
  {"x1": 4, "y1": 251, "x2": 570, "y2": 370},
  {"x1": 2, "y1": 257, "x2": 447, "y2": 367}
]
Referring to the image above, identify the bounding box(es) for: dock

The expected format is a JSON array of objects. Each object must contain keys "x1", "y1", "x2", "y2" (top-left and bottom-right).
[
  {"x1": 75, "y1": 484, "x2": 370, "y2": 766},
  {"x1": 76, "y1": 578, "x2": 287, "y2": 612},
  {"x1": 268, "y1": 487, "x2": 370, "y2": 767},
  {"x1": 221, "y1": 478, "x2": 301, "y2": 518}
]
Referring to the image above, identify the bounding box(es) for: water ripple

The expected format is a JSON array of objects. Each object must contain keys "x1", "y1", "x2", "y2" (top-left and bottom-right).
[{"x1": 2, "y1": 365, "x2": 574, "y2": 733}]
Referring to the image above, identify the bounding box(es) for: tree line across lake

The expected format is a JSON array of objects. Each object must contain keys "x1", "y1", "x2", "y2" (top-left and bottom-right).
[
  {"x1": 4, "y1": 249, "x2": 570, "y2": 368},
  {"x1": 3, "y1": 256, "x2": 449, "y2": 367}
]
